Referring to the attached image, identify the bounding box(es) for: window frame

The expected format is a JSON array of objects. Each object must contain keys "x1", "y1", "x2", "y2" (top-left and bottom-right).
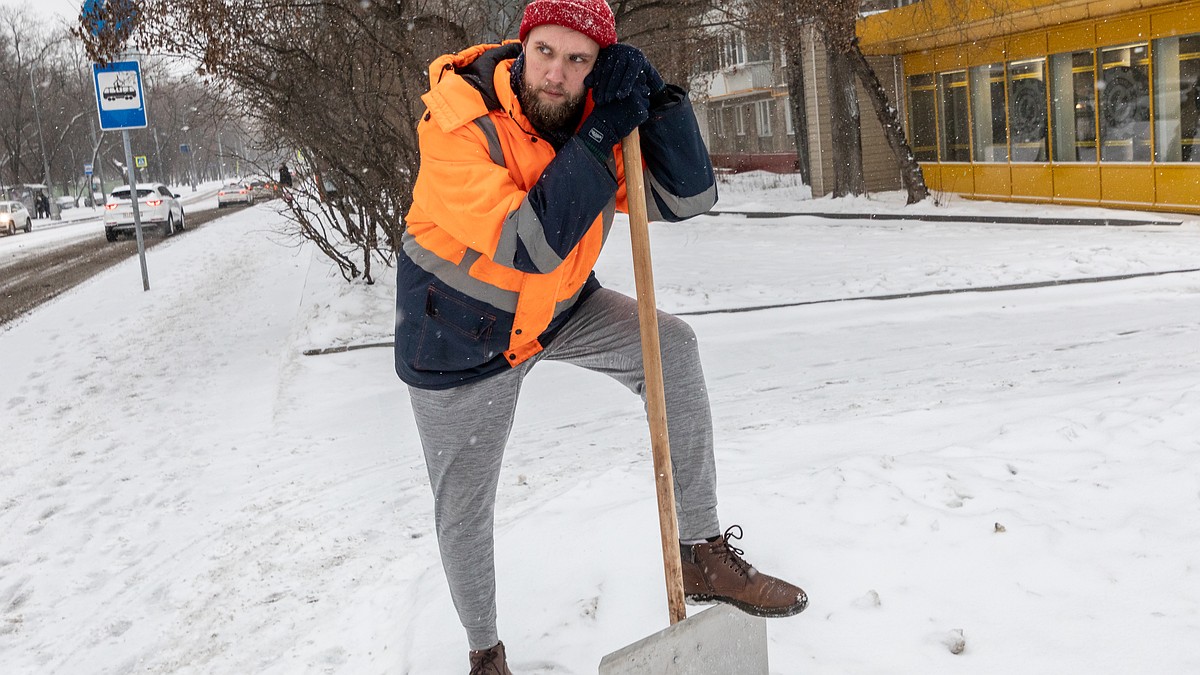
[{"x1": 756, "y1": 99, "x2": 773, "y2": 137}]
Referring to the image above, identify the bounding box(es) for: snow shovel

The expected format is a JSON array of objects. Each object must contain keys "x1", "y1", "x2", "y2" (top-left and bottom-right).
[{"x1": 598, "y1": 131, "x2": 769, "y2": 674}]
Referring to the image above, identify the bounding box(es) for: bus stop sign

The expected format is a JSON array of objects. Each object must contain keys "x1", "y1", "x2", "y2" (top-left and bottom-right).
[{"x1": 93, "y1": 60, "x2": 147, "y2": 131}]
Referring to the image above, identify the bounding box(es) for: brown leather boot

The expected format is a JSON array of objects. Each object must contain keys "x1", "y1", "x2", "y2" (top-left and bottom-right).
[
  {"x1": 469, "y1": 641, "x2": 512, "y2": 675},
  {"x1": 680, "y1": 525, "x2": 808, "y2": 618}
]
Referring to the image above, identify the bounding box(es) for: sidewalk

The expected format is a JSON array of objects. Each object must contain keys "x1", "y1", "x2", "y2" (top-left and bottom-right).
[{"x1": 711, "y1": 176, "x2": 1195, "y2": 228}]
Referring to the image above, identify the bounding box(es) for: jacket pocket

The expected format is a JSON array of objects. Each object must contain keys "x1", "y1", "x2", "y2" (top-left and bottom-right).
[{"x1": 414, "y1": 286, "x2": 499, "y2": 371}]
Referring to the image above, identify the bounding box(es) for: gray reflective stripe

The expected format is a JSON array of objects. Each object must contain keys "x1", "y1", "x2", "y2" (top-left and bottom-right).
[
  {"x1": 403, "y1": 230, "x2": 519, "y2": 312},
  {"x1": 494, "y1": 209, "x2": 521, "y2": 267},
  {"x1": 644, "y1": 189, "x2": 665, "y2": 222},
  {"x1": 403, "y1": 230, "x2": 585, "y2": 320},
  {"x1": 601, "y1": 196, "x2": 615, "y2": 239},
  {"x1": 484, "y1": 112, "x2": 565, "y2": 273},
  {"x1": 555, "y1": 281, "x2": 586, "y2": 316},
  {"x1": 497, "y1": 201, "x2": 565, "y2": 272},
  {"x1": 473, "y1": 116, "x2": 505, "y2": 167},
  {"x1": 646, "y1": 170, "x2": 717, "y2": 219}
]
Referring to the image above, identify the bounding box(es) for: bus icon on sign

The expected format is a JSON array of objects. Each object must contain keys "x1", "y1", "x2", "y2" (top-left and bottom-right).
[
  {"x1": 102, "y1": 74, "x2": 137, "y2": 101},
  {"x1": 93, "y1": 60, "x2": 147, "y2": 130}
]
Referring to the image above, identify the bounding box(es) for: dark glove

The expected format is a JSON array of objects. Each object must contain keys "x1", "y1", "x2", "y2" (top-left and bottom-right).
[
  {"x1": 585, "y1": 43, "x2": 664, "y2": 106},
  {"x1": 577, "y1": 80, "x2": 651, "y2": 161}
]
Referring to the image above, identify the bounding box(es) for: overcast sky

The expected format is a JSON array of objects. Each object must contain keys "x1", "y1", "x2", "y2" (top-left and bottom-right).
[{"x1": 1, "y1": 0, "x2": 83, "y2": 24}]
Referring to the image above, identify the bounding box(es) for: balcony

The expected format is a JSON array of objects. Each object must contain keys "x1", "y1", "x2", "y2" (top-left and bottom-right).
[{"x1": 703, "y1": 61, "x2": 778, "y2": 99}]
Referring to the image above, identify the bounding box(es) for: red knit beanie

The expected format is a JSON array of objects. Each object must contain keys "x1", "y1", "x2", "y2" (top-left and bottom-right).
[{"x1": 518, "y1": 0, "x2": 617, "y2": 48}]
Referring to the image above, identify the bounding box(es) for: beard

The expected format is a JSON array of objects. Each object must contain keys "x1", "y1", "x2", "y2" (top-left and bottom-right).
[{"x1": 517, "y1": 77, "x2": 585, "y2": 136}]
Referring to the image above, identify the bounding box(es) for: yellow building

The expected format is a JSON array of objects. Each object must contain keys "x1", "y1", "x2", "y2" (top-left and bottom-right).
[{"x1": 859, "y1": 0, "x2": 1200, "y2": 213}]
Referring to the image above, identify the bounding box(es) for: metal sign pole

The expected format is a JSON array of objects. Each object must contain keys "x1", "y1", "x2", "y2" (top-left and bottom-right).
[
  {"x1": 93, "y1": 54, "x2": 150, "y2": 292},
  {"x1": 121, "y1": 129, "x2": 150, "y2": 291}
]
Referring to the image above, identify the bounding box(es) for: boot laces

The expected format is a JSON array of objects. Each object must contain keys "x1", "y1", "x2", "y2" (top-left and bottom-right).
[
  {"x1": 714, "y1": 525, "x2": 753, "y2": 577},
  {"x1": 469, "y1": 646, "x2": 502, "y2": 675}
]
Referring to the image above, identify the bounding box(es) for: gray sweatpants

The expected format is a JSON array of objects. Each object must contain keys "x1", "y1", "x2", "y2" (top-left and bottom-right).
[{"x1": 408, "y1": 288, "x2": 720, "y2": 650}]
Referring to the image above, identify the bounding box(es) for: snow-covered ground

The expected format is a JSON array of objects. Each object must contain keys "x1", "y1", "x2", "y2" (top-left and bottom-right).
[{"x1": 2, "y1": 178, "x2": 1200, "y2": 674}]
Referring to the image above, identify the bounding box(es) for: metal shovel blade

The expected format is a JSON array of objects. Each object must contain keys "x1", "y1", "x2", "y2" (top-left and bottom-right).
[{"x1": 598, "y1": 605, "x2": 768, "y2": 674}]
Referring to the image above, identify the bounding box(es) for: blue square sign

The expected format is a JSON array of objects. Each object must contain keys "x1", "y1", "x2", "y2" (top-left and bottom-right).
[{"x1": 93, "y1": 60, "x2": 147, "y2": 130}]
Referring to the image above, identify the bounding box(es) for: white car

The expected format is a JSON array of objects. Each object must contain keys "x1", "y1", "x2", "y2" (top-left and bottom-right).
[
  {"x1": 104, "y1": 183, "x2": 185, "y2": 242},
  {"x1": 0, "y1": 200, "x2": 33, "y2": 235},
  {"x1": 217, "y1": 181, "x2": 255, "y2": 207}
]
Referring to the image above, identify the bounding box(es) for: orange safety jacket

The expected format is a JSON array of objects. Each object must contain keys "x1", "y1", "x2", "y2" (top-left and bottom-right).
[{"x1": 395, "y1": 41, "x2": 716, "y2": 389}]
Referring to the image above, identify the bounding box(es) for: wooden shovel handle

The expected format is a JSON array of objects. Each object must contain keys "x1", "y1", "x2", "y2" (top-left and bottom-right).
[{"x1": 621, "y1": 129, "x2": 687, "y2": 626}]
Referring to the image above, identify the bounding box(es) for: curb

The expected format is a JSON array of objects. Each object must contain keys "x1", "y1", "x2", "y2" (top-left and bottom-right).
[{"x1": 706, "y1": 210, "x2": 1183, "y2": 227}]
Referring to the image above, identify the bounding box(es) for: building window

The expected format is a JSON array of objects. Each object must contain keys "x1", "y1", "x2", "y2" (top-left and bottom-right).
[
  {"x1": 694, "y1": 48, "x2": 720, "y2": 76},
  {"x1": 784, "y1": 95, "x2": 794, "y2": 135},
  {"x1": 748, "y1": 38, "x2": 771, "y2": 64},
  {"x1": 712, "y1": 107, "x2": 725, "y2": 139},
  {"x1": 938, "y1": 70, "x2": 970, "y2": 162},
  {"x1": 735, "y1": 105, "x2": 747, "y2": 135},
  {"x1": 969, "y1": 63, "x2": 1008, "y2": 161},
  {"x1": 1049, "y1": 50, "x2": 1098, "y2": 162},
  {"x1": 722, "y1": 32, "x2": 747, "y2": 69},
  {"x1": 1153, "y1": 34, "x2": 1200, "y2": 162},
  {"x1": 756, "y1": 100, "x2": 773, "y2": 136},
  {"x1": 1099, "y1": 43, "x2": 1151, "y2": 161},
  {"x1": 1007, "y1": 58, "x2": 1048, "y2": 161},
  {"x1": 908, "y1": 73, "x2": 938, "y2": 161}
]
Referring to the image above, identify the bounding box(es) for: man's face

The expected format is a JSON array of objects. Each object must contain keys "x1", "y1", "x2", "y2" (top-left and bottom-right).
[{"x1": 519, "y1": 24, "x2": 599, "y2": 132}]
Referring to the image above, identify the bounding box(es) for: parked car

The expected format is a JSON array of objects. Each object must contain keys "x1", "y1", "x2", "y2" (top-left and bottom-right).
[
  {"x1": 104, "y1": 183, "x2": 185, "y2": 241},
  {"x1": 0, "y1": 200, "x2": 33, "y2": 235},
  {"x1": 56, "y1": 195, "x2": 78, "y2": 210},
  {"x1": 217, "y1": 181, "x2": 255, "y2": 207},
  {"x1": 248, "y1": 178, "x2": 273, "y2": 201}
]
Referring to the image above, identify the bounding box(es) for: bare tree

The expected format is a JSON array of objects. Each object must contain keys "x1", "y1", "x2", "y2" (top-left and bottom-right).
[
  {"x1": 0, "y1": 7, "x2": 52, "y2": 188},
  {"x1": 748, "y1": 0, "x2": 929, "y2": 204}
]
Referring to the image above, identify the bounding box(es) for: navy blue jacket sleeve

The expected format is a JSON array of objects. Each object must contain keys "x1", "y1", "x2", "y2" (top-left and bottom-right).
[
  {"x1": 638, "y1": 85, "x2": 718, "y2": 222},
  {"x1": 502, "y1": 136, "x2": 617, "y2": 274}
]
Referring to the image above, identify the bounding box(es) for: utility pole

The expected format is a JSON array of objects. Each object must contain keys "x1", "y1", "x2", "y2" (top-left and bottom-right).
[
  {"x1": 90, "y1": 120, "x2": 107, "y2": 208},
  {"x1": 216, "y1": 131, "x2": 225, "y2": 179},
  {"x1": 152, "y1": 127, "x2": 164, "y2": 183},
  {"x1": 29, "y1": 66, "x2": 61, "y2": 220},
  {"x1": 69, "y1": 146, "x2": 80, "y2": 205},
  {"x1": 181, "y1": 125, "x2": 198, "y2": 191}
]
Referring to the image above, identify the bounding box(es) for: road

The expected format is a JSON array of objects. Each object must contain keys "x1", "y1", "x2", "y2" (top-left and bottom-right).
[{"x1": 0, "y1": 201, "x2": 254, "y2": 327}]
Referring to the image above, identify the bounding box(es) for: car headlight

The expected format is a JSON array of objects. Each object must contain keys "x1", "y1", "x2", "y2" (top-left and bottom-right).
[{"x1": 0, "y1": 215, "x2": 12, "y2": 223}]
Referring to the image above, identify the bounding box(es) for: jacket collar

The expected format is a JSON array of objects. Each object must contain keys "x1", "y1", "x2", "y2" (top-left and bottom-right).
[{"x1": 422, "y1": 42, "x2": 525, "y2": 133}]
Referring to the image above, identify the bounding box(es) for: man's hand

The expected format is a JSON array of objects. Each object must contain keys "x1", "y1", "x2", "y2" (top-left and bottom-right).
[
  {"x1": 585, "y1": 43, "x2": 665, "y2": 106},
  {"x1": 577, "y1": 80, "x2": 651, "y2": 161}
]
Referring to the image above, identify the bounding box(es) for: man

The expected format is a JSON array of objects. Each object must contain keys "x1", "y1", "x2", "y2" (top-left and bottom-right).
[{"x1": 396, "y1": 1, "x2": 807, "y2": 671}]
